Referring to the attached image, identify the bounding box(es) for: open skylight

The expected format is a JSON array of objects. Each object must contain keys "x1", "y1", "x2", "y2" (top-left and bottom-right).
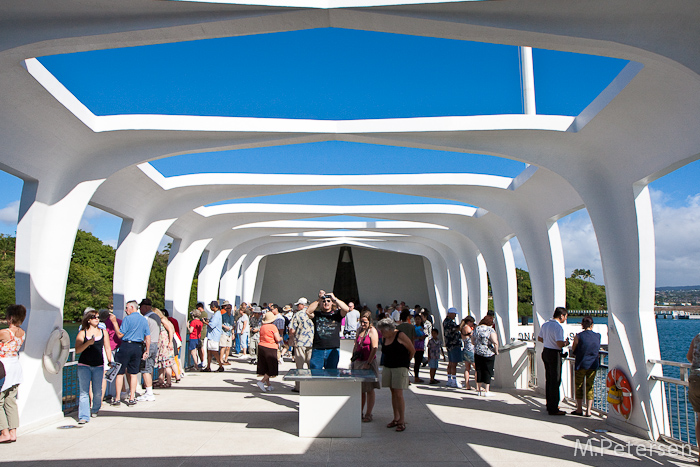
[
  {"x1": 151, "y1": 142, "x2": 526, "y2": 178},
  {"x1": 36, "y1": 28, "x2": 628, "y2": 120}
]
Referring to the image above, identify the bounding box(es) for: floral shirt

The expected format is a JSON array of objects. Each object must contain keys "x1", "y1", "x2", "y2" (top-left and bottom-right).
[
  {"x1": 442, "y1": 317, "x2": 461, "y2": 350},
  {"x1": 427, "y1": 337, "x2": 442, "y2": 360},
  {"x1": 290, "y1": 310, "x2": 314, "y2": 348},
  {"x1": 474, "y1": 325, "x2": 496, "y2": 357},
  {"x1": 0, "y1": 328, "x2": 25, "y2": 358}
]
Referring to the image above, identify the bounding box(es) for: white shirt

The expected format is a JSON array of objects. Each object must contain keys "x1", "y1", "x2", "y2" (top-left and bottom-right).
[
  {"x1": 236, "y1": 314, "x2": 249, "y2": 336},
  {"x1": 344, "y1": 309, "x2": 360, "y2": 332},
  {"x1": 391, "y1": 309, "x2": 401, "y2": 322},
  {"x1": 539, "y1": 319, "x2": 565, "y2": 350}
]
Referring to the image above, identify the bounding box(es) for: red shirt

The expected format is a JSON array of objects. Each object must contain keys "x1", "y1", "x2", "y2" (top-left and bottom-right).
[{"x1": 189, "y1": 319, "x2": 203, "y2": 339}]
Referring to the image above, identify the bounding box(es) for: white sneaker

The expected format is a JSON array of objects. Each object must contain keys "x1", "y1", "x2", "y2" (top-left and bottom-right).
[
  {"x1": 256, "y1": 381, "x2": 267, "y2": 392},
  {"x1": 483, "y1": 391, "x2": 492, "y2": 397},
  {"x1": 136, "y1": 393, "x2": 155, "y2": 402},
  {"x1": 266, "y1": 385, "x2": 274, "y2": 392}
]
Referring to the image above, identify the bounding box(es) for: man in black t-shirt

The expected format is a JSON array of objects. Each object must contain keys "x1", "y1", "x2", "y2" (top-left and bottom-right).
[{"x1": 306, "y1": 290, "x2": 349, "y2": 369}]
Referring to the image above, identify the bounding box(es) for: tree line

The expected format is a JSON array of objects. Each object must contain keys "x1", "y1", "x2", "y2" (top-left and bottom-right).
[
  {"x1": 0, "y1": 231, "x2": 606, "y2": 320},
  {"x1": 0, "y1": 231, "x2": 198, "y2": 321}
]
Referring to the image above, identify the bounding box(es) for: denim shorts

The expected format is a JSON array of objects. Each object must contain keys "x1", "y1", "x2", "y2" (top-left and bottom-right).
[
  {"x1": 462, "y1": 350, "x2": 474, "y2": 363},
  {"x1": 428, "y1": 358, "x2": 439, "y2": 369},
  {"x1": 448, "y1": 347, "x2": 463, "y2": 363}
]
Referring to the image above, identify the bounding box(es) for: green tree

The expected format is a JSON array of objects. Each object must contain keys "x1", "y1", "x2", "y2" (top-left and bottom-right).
[
  {"x1": 64, "y1": 230, "x2": 116, "y2": 321},
  {"x1": 0, "y1": 234, "x2": 15, "y2": 318}
]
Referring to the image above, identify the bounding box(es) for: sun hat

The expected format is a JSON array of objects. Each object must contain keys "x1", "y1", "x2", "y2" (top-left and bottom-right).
[{"x1": 262, "y1": 312, "x2": 276, "y2": 324}]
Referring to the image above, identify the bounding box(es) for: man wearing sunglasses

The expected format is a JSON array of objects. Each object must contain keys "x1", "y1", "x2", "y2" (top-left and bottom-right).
[{"x1": 306, "y1": 290, "x2": 349, "y2": 370}]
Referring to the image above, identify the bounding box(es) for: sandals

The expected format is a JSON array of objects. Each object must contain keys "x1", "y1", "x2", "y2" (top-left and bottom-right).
[
  {"x1": 386, "y1": 420, "x2": 399, "y2": 428},
  {"x1": 362, "y1": 414, "x2": 373, "y2": 423},
  {"x1": 395, "y1": 423, "x2": 406, "y2": 432}
]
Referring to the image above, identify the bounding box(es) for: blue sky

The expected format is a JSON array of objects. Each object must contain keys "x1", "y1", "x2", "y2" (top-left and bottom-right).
[{"x1": 0, "y1": 28, "x2": 698, "y2": 286}]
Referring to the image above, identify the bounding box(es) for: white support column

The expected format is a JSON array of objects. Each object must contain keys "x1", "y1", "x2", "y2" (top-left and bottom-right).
[
  {"x1": 164, "y1": 237, "x2": 211, "y2": 339},
  {"x1": 112, "y1": 217, "x2": 175, "y2": 316},
  {"x1": 241, "y1": 255, "x2": 264, "y2": 304},
  {"x1": 14, "y1": 178, "x2": 104, "y2": 432},
  {"x1": 512, "y1": 218, "x2": 567, "y2": 392},
  {"x1": 519, "y1": 46, "x2": 536, "y2": 115},
  {"x1": 581, "y1": 180, "x2": 664, "y2": 440},
  {"x1": 501, "y1": 239, "x2": 519, "y2": 343},
  {"x1": 197, "y1": 248, "x2": 232, "y2": 304}
]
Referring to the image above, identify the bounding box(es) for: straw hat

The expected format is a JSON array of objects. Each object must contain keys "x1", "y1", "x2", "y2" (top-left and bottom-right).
[{"x1": 262, "y1": 312, "x2": 276, "y2": 324}]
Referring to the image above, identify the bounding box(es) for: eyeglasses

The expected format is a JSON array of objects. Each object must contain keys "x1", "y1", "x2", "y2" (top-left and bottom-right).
[
  {"x1": 323, "y1": 299, "x2": 332, "y2": 303},
  {"x1": 89, "y1": 316, "x2": 99, "y2": 320}
]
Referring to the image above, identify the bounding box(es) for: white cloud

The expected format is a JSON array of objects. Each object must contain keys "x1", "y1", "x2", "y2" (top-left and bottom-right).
[
  {"x1": 650, "y1": 188, "x2": 700, "y2": 286},
  {"x1": 558, "y1": 210, "x2": 603, "y2": 284},
  {"x1": 0, "y1": 200, "x2": 19, "y2": 225}
]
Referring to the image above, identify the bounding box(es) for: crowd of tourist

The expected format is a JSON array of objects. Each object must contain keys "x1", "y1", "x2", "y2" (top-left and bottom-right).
[{"x1": 0, "y1": 293, "x2": 613, "y2": 439}]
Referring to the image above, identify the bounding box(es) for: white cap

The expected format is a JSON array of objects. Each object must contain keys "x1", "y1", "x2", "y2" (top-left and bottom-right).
[{"x1": 295, "y1": 297, "x2": 308, "y2": 305}]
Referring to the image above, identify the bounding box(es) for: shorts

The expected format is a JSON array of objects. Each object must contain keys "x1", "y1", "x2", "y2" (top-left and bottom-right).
[
  {"x1": 428, "y1": 358, "x2": 439, "y2": 369},
  {"x1": 448, "y1": 347, "x2": 463, "y2": 363},
  {"x1": 382, "y1": 366, "x2": 409, "y2": 389},
  {"x1": 207, "y1": 339, "x2": 220, "y2": 352},
  {"x1": 188, "y1": 338, "x2": 200, "y2": 351},
  {"x1": 220, "y1": 334, "x2": 232, "y2": 348},
  {"x1": 575, "y1": 369, "x2": 597, "y2": 401},
  {"x1": 115, "y1": 341, "x2": 143, "y2": 375},
  {"x1": 239, "y1": 333, "x2": 249, "y2": 348},
  {"x1": 141, "y1": 343, "x2": 158, "y2": 374},
  {"x1": 462, "y1": 350, "x2": 474, "y2": 364},
  {"x1": 690, "y1": 375, "x2": 700, "y2": 412}
]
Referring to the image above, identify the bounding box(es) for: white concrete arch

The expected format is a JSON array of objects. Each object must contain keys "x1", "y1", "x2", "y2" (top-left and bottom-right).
[{"x1": 6, "y1": 0, "x2": 700, "y2": 439}]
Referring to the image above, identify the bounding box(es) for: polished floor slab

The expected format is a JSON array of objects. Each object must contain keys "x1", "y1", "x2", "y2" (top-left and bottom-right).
[{"x1": 2, "y1": 356, "x2": 696, "y2": 467}]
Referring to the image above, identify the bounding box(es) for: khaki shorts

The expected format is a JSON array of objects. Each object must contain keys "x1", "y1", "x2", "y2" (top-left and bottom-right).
[
  {"x1": 382, "y1": 366, "x2": 409, "y2": 389},
  {"x1": 220, "y1": 335, "x2": 232, "y2": 348},
  {"x1": 207, "y1": 339, "x2": 220, "y2": 351}
]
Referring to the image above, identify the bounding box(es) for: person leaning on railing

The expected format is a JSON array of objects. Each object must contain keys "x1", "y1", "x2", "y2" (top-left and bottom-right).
[{"x1": 570, "y1": 315, "x2": 600, "y2": 417}]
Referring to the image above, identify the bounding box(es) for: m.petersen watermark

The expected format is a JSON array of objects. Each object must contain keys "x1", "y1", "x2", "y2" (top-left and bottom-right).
[{"x1": 574, "y1": 438, "x2": 692, "y2": 458}]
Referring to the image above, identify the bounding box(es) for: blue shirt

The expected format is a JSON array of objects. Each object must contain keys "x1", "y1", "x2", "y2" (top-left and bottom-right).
[
  {"x1": 222, "y1": 312, "x2": 234, "y2": 336},
  {"x1": 120, "y1": 312, "x2": 151, "y2": 342},
  {"x1": 207, "y1": 310, "x2": 222, "y2": 341}
]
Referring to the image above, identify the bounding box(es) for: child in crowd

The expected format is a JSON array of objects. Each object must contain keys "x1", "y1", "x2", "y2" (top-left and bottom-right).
[{"x1": 427, "y1": 328, "x2": 445, "y2": 384}]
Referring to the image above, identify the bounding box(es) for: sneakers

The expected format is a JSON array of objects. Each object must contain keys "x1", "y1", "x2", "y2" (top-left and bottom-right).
[
  {"x1": 78, "y1": 419, "x2": 88, "y2": 425},
  {"x1": 136, "y1": 393, "x2": 155, "y2": 402},
  {"x1": 265, "y1": 385, "x2": 274, "y2": 391},
  {"x1": 482, "y1": 392, "x2": 492, "y2": 397},
  {"x1": 91, "y1": 413, "x2": 97, "y2": 418},
  {"x1": 256, "y1": 381, "x2": 267, "y2": 392},
  {"x1": 125, "y1": 399, "x2": 137, "y2": 407}
]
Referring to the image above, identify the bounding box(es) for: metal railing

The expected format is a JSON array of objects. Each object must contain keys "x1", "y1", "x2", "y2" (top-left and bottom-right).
[
  {"x1": 62, "y1": 349, "x2": 78, "y2": 413},
  {"x1": 526, "y1": 347, "x2": 609, "y2": 414},
  {"x1": 648, "y1": 359, "x2": 697, "y2": 447}
]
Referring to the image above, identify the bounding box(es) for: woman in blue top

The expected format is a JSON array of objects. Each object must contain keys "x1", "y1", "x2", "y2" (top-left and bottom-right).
[{"x1": 570, "y1": 315, "x2": 601, "y2": 417}]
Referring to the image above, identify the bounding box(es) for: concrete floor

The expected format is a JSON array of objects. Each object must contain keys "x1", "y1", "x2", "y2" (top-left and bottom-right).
[{"x1": 2, "y1": 357, "x2": 697, "y2": 466}]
